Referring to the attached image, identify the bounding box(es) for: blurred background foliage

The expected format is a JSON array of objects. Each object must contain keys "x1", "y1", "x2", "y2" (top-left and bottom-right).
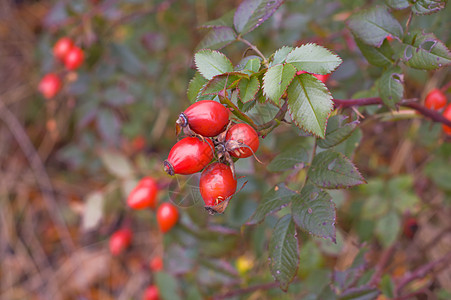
[{"x1": 1, "y1": 0, "x2": 451, "y2": 299}]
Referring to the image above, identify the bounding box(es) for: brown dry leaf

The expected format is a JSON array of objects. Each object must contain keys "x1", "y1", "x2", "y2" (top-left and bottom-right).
[{"x1": 53, "y1": 248, "x2": 111, "y2": 296}]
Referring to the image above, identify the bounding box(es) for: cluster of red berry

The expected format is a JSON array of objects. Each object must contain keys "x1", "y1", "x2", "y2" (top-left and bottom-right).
[
  {"x1": 424, "y1": 88, "x2": 451, "y2": 135},
  {"x1": 127, "y1": 176, "x2": 179, "y2": 233},
  {"x1": 38, "y1": 37, "x2": 84, "y2": 99},
  {"x1": 164, "y1": 100, "x2": 260, "y2": 214}
]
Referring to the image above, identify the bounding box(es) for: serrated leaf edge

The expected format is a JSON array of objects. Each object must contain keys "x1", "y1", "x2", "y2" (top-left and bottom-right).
[
  {"x1": 286, "y1": 43, "x2": 343, "y2": 74},
  {"x1": 194, "y1": 49, "x2": 234, "y2": 80}
]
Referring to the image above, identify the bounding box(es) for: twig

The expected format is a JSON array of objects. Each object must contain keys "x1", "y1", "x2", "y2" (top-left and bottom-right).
[
  {"x1": 218, "y1": 91, "x2": 259, "y2": 130},
  {"x1": 237, "y1": 37, "x2": 269, "y2": 67},
  {"x1": 0, "y1": 100, "x2": 75, "y2": 254},
  {"x1": 333, "y1": 97, "x2": 451, "y2": 127},
  {"x1": 395, "y1": 250, "x2": 451, "y2": 296},
  {"x1": 212, "y1": 281, "x2": 280, "y2": 300},
  {"x1": 368, "y1": 244, "x2": 397, "y2": 287},
  {"x1": 256, "y1": 100, "x2": 289, "y2": 132}
]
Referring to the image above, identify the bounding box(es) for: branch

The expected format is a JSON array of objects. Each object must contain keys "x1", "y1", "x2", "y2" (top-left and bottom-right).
[
  {"x1": 395, "y1": 250, "x2": 451, "y2": 296},
  {"x1": 0, "y1": 100, "x2": 75, "y2": 254},
  {"x1": 212, "y1": 281, "x2": 280, "y2": 300},
  {"x1": 333, "y1": 97, "x2": 451, "y2": 128},
  {"x1": 368, "y1": 244, "x2": 397, "y2": 287},
  {"x1": 256, "y1": 100, "x2": 289, "y2": 133},
  {"x1": 218, "y1": 90, "x2": 259, "y2": 130},
  {"x1": 237, "y1": 37, "x2": 269, "y2": 67}
]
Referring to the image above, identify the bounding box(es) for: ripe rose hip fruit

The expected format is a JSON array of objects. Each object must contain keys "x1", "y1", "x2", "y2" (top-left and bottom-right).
[
  {"x1": 149, "y1": 256, "x2": 163, "y2": 271},
  {"x1": 53, "y1": 37, "x2": 74, "y2": 61},
  {"x1": 164, "y1": 137, "x2": 214, "y2": 175},
  {"x1": 38, "y1": 73, "x2": 62, "y2": 99},
  {"x1": 176, "y1": 100, "x2": 229, "y2": 137},
  {"x1": 225, "y1": 123, "x2": 259, "y2": 158},
  {"x1": 64, "y1": 46, "x2": 84, "y2": 70},
  {"x1": 442, "y1": 104, "x2": 451, "y2": 135},
  {"x1": 127, "y1": 177, "x2": 159, "y2": 210},
  {"x1": 200, "y1": 162, "x2": 237, "y2": 214},
  {"x1": 425, "y1": 89, "x2": 447, "y2": 110},
  {"x1": 109, "y1": 228, "x2": 132, "y2": 256},
  {"x1": 157, "y1": 202, "x2": 179, "y2": 233},
  {"x1": 402, "y1": 217, "x2": 419, "y2": 239},
  {"x1": 296, "y1": 70, "x2": 330, "y2": 83},
  {"x1": 143, "y1": 285, "x2": 159, "y2": 300}
]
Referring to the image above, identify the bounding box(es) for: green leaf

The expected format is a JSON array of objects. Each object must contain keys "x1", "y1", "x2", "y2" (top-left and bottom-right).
[
  {"x1": 270, "y1": 46, "x2": 294, "y2": 67},
  {"x1": 385, "y1": 0, "x2": 410, "y2": 9},
  {"x1": 194, "y1": 49, "x2": 233, "y2": 80},
  {"x1": 263, "y1": 63, "x2": 296, "y2": 105},
  {"x1": 292, "y1": 184, "x2": 336, "y2": 242},
  {"x1": 376, "y1": 210, "x2": 401, "y2": 248},
  {"x1": 187, "y1": 72, "x2": 208, "y2": 103},
  {"x1": 247, "y1": 184, "x2": 297, "y2": 225},
  {"x1": 99, "y1": 149, "x2": 134, "y2": 179},
  {"x1": 411, "y1": 0, "x2": 446, "y2": 15},
  {"x1": 287, "y1": 73, "x2": 333, "y2": 138},
  {"x1": 197, "y1": 27, "x2": 237, "y2": 50},
  {"x1": 378, "y1": 67, "x2": 404, "y2": 109},
  {"x1": 267, "y1": 139, "x2": 312, "y2": 172},
  {"x1": 234, "y1": 56, "x2": 262, "y2": 73},
  {"x1": 346, "y1": 6, "x2": 403, "y2": 47},
  {"x1": 317, "y1": 115, "x2": 359, "y2": 149},
  {"x1": 233, "y1": 0, "x2": 284, "y2": 35},
  {"x1": 155, "y1": 271, "x2": 182, "y2": 300},
  {"x1": 424, "y1": 158, "x2": 451, "y2": 190},
  {"x1": 201, "y1": 72, "x2": 247, "y2": 95},
  {"x1": 308, "y1": 150, "x2": 366, "y2": 189},
  {"x1": 268, "y1": 214, "x2": 299, "y2": 291},
  {"x1": 286, "y1": 43, "x2": 342, "y2": 74},
  {"x1": 355, "y1": 38, "x2": 394, "y2": 67},
  {"x1": 332, "y1": 128, "x2": 363, "y2": 158},
  {"x1": 238, "y1": 76, "x2": 260, "y2": 103},
  {"x1": 402, "y1": 30, "x2": 451, "y2": 70},
  {"x1": 199, "y1": 9, "x2": 235, "y2": 28},
  {"x1": 381, "y1": 274, "x2": 395, "y2": 298}
]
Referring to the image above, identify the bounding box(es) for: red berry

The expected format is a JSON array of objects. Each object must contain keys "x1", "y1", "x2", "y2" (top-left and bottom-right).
[
  {"x1": 425, "y1": 89, "x2": 447, "y2": 110},
  {"x1": 149, "y1": 256, "x2": 163, "y2": 271},
  {"x1": 177, "y1": 100, "x2": 229, "y2": 137},
  {"x1": 109, "y1": 228, "x2": 132, "y2": 256},
  {"x1": 402, "y1": 217, "x2": 418, "y2": 239},
  {"x1": 53, "y1": 37, "x2": 74, "y2": 61},
  {"x1": 127, "y1": 177, "x2": 159, "y2": 210},
  {"x1": 164, "y1": 137, "x2": 214, "y2": 175},
  {"x1": 157, "y1": 203, "x2": 179, "y2": 233},
  {"x1": 442, "y1": 104, "x2": 451, "y2": 135},
  {"x1": 225, "y1": 123, "x2": 259, "y2": 158},
  {"x1": 296, "y1": 70, "x2": 330, "y2": 83},
  {"x1": 200, "y1": 162, "x2": 237, "y2": 212},
  {"x1": 386, "y1": 35, "x2": 394, "y2": 42},
  {"x1": 38, "y1": 73, "x2": 62, "y2": 99},
  {"x1": 64, "y1": 46, "x2": 84, "y2": 70},
  {"x1": 132, "y1": 135, "x2": 146, "y2": 151},
  {"x1": 143, "y1": 285, "x2": 159, "y2": 300}
]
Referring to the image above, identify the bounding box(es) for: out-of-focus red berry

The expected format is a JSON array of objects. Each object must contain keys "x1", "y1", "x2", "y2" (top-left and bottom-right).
[
  {"x1": 143, "y1": 285, "x2": 159, "y2": 300},
  {"x1": 442, "y1": 104, "x2": 451, "y2": 135},
  {"x1": 109, "y1": 228, "x2": 132, "y2": 256},
  {"x1": 53, "y1": 37, "x2": 74, "y2": 61},
  {"x1": 156, "y1": 203, "x2": 179, "y2": 233},
  {"x1": 425, "y1": 89, "x2": 447, "y2": 110},
  {"x1": 38, "y1": 73, "x2": 62, "y2": 99},
  {"x1": 64, "y1": 46, "x2": 84, "y2": 70},
  {"x1": 149, "y1": 256, "x2": 163, "y2": 271}
]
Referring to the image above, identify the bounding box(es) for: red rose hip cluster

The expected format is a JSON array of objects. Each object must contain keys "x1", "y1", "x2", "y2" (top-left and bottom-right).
[{"x1": 164, "y1": 100, "x2": 260, "y2": 214}]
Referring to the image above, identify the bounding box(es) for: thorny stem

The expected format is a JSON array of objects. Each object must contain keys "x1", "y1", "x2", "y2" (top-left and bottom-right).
[
  {"x1": 218, "y1": 91, "x2": 259, "y2": 130},
  {"x1": 237, "y1": 36, "x2": 269, "y2": 67},
  {"x1": 333, "y1": 97, "x2": 451, "y2": 128},
  {"x1": 405, "y1": 11, "x2": 413, "y2": 33},
  {"x1": 256, "y1": 100, "x2": 289, "y2": 132}
]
